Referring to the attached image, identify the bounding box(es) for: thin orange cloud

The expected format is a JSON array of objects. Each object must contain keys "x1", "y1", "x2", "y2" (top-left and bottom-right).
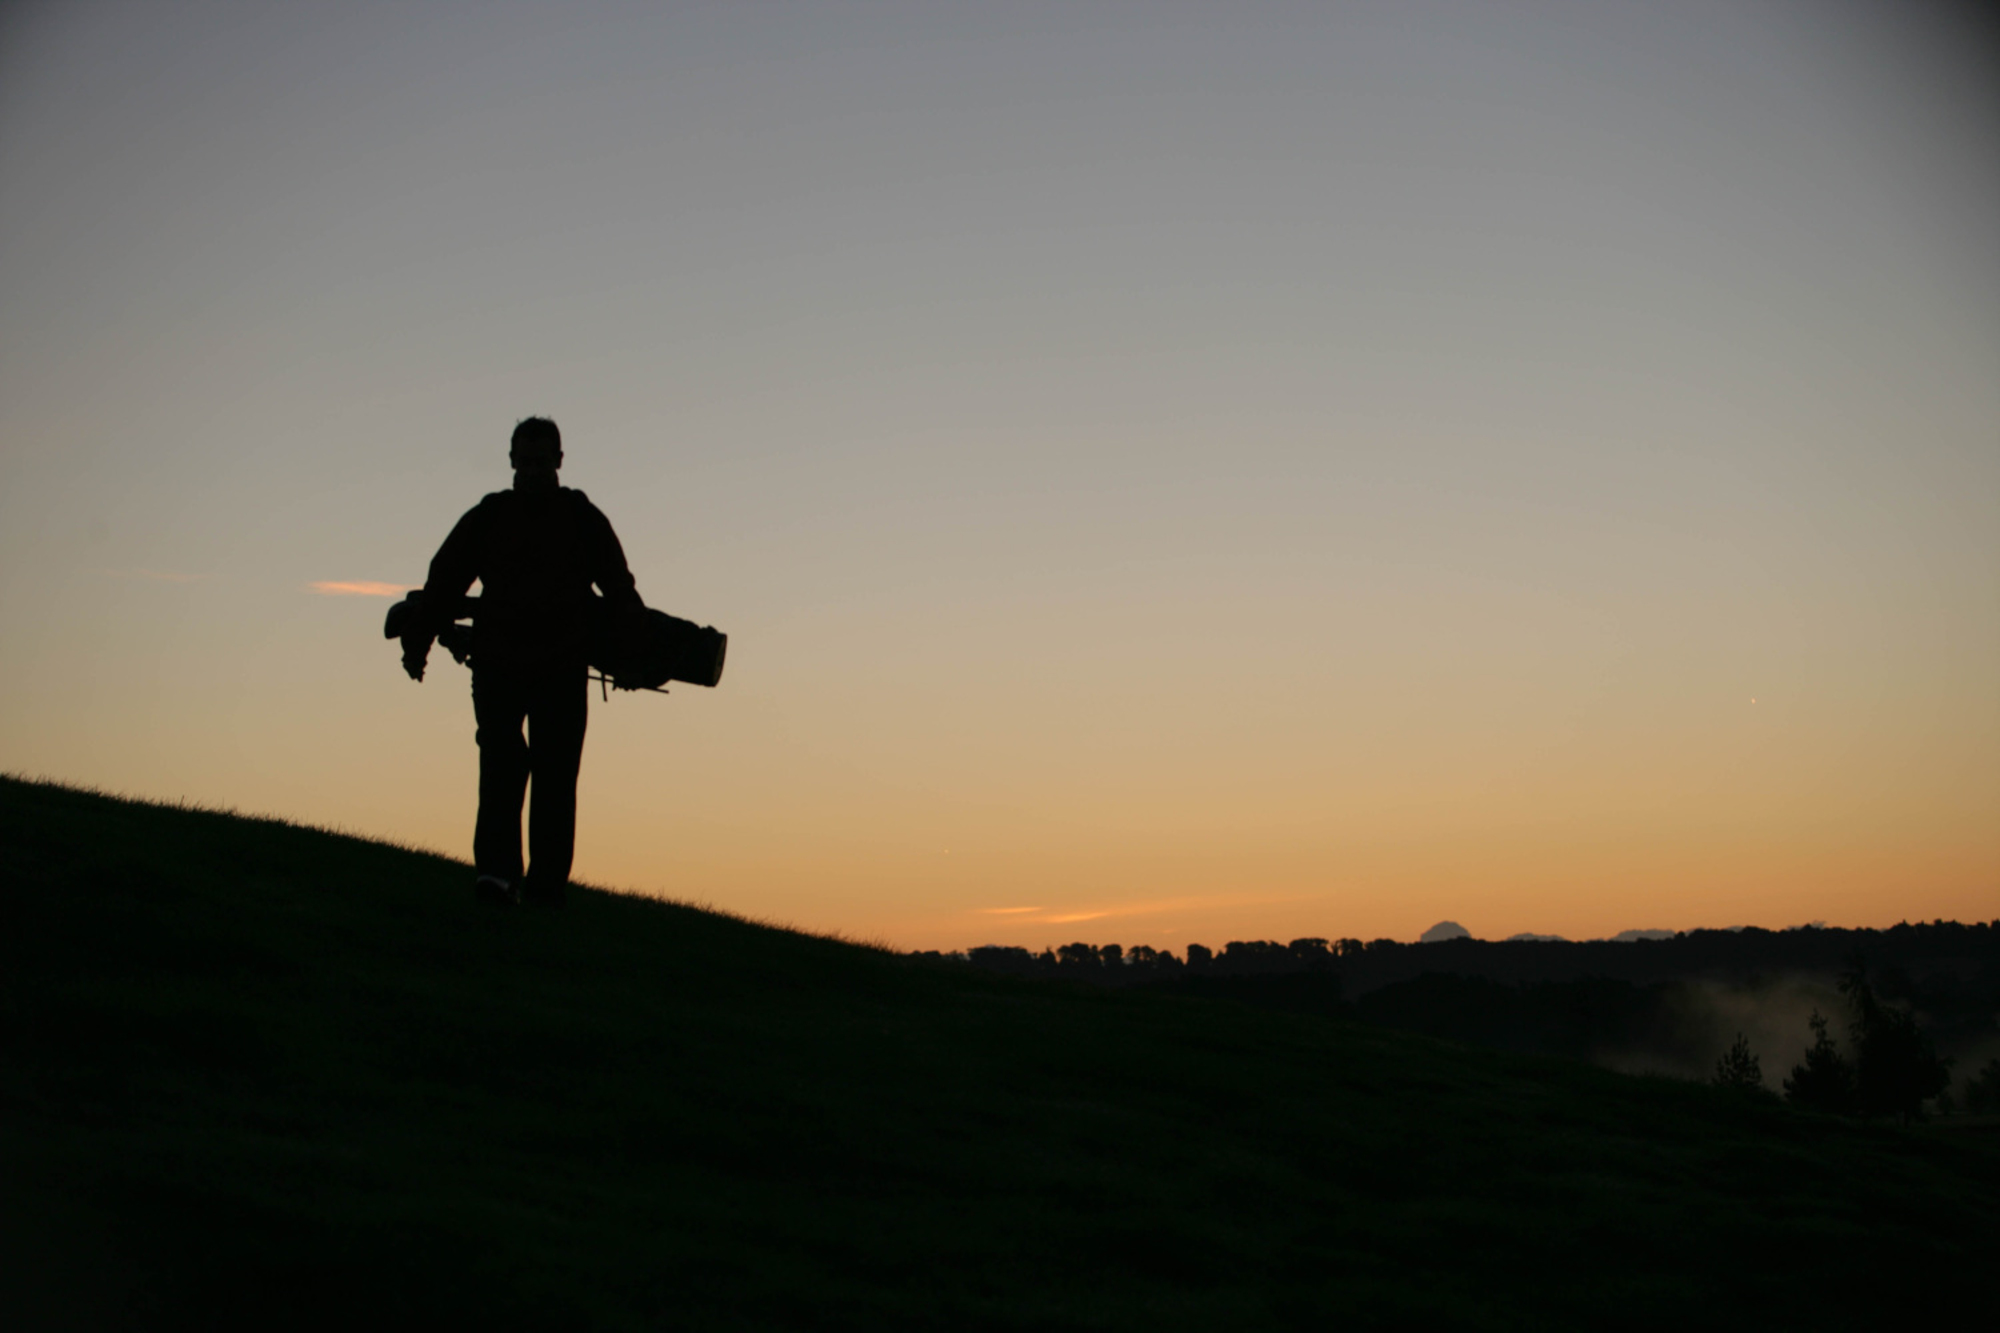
[
  {"x1": 971, "y1": 892, "x2": 1314, "y2": 929},
  {"x1": 311, "y1": 581, "x2": 412, "y2": 597}
]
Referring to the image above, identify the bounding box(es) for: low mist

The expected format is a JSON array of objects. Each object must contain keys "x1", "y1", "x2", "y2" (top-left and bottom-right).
[{"x1": 1596, "y1": 975, "x2": 1848, "y2": 1089}]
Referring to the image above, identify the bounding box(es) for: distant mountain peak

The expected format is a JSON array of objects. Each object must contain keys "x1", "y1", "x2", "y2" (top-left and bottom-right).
[{"x1": 1420, "y1": 921, "x2": 1472, "y2": 943}]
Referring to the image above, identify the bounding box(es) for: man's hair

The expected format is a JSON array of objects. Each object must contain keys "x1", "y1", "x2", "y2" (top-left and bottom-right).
[{"x1": 510, "y1": 417, "x2": 561, "y2": 457}]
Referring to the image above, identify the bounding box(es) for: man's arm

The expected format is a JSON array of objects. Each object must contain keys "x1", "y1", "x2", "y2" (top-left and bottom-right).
[
  {"x1": 582, "y1": 497, "x2": 642, "y2": 612},
  {"x1": 403, "y1": 503, "x2": 486, "y2": 680}
]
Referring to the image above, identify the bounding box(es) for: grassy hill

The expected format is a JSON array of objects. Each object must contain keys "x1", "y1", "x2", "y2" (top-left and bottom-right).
[{"x1": 3, "y1": 776, "x2": 1994, "y2": 1330}]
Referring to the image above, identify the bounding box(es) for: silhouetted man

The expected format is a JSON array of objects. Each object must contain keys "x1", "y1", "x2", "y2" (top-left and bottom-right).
[{"x1": 402, "y1": 417, "x2": 641, "y2": 906}]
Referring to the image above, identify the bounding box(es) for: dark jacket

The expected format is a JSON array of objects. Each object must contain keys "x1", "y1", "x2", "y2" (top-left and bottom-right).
[{"x1": 408, "y1": 484, "x2": 640, "y2": 672}]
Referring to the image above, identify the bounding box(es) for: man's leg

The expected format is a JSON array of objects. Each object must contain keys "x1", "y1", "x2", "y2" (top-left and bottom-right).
[
  {"x1": 523, "y1": 666, "x2": 589, "y2": 899},
  {"x1": 472, "y1": 667, "x2": 531, "y2": 889}
]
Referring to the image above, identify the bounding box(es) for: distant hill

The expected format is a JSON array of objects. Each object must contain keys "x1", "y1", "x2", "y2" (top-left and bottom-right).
[{"x1": 3, "y1": 775, "x2": 1996, "y2": 1330}]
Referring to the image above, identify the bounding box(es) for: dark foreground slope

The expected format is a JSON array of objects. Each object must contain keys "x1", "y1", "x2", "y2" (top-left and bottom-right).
[{"x1": 2, "y1": 778, "x2": 1994, "y2": 1331}]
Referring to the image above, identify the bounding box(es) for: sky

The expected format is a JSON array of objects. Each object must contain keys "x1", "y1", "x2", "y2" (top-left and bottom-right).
[{"x1": 2, "y1": 0, "x2": 1996, "y2": 952}]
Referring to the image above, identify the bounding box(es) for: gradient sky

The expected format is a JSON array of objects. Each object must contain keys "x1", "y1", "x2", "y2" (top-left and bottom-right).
[{"x1": 3, "y1": 1, "x2": 1995, "y2": 951}]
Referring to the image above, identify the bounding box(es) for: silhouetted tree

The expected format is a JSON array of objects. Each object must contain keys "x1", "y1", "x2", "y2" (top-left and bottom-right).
[
  {"x1": 1057, "y1": 942, "x2": 1098, "y2": 968},
  {"x1": 1186, "y1": 943, "x2": 1213, "y2": 969},
  {"x1": 1851, "y1": 1007, "x2": 1951, "y2": 1121},
  {"x1": 1712, "y1": 1032, "x2": 1768, "y2": 1094},
  {"x1": 1100, "y1": 943, "x2": 1123, "y2": 966},
  {"x1": 1220, "y1": 941, "x2": 1290, "y2": 975},
  {"x1": 1962, "y1": 1057, "x2": 2000, "y2": 1115},
  {"x1": 966, "y1": 946, "x2": 1035, "y2": 977},
  {"x1": 1837, "y1": 951, "x2": 1885, "y2": 1031},
  {"x1": 1784, "y1": 1011, "x2": 1855, "y2": 1114},
  {"x1": 1840, "y1": 954, "x2": 1951, "y2": 1122},
  {"x1": 1288, "y1": 938, "x2": 1333, "y2": 970}
]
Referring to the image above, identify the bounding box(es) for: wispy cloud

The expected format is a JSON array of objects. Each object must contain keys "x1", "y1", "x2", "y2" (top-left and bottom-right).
[
  {"x1": 968, "y1": 892, "x2": 1312, "y2": 928},
  {"x1": 107, "y1": 568, "x2": 204, "y2": 583},
  {"x1": 310, "y1": 581, "x2": 411, "y2": 597}
]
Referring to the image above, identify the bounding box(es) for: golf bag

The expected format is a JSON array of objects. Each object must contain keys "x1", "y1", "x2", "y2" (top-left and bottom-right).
[{"x1": 384, "y1": 591, "x2": 726, "y2": 692}]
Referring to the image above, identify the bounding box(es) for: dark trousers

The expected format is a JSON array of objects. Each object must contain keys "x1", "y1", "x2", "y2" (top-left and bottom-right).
[{"x1": 472, "y1": 661, "x2": 588, "y2": 887}]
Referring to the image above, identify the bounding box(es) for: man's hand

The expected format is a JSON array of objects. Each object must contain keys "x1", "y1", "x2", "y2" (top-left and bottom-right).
[{"x1": 403, "y1": 648, "x2": 428, "y2": 682}]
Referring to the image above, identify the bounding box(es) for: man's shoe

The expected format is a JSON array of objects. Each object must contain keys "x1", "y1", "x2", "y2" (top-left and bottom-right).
[{"x1": 474, "y1": 874, "x2": 519, "y2": 907}]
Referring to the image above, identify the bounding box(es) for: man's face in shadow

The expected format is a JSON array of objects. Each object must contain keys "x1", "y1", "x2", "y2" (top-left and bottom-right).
[{"x1": 511, "y1": 438, "x2": 562, "y2": 489}]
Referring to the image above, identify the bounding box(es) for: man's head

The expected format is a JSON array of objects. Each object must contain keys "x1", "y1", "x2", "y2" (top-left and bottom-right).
[{"x1": 510, "y1": 417, "x2": 562, "y2": 489}]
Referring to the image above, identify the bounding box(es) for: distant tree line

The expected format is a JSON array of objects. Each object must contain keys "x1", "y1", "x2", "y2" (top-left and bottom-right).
[
  {"x1": 921, "y1": 919, "x2": 2000, "y2": 998},
  {"x1": 927, "y1": 936, "x2": 1358, "y2": 981},
  {"x1": 914, "y1": 922, "x2": 2000, "y2": 1120}
]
